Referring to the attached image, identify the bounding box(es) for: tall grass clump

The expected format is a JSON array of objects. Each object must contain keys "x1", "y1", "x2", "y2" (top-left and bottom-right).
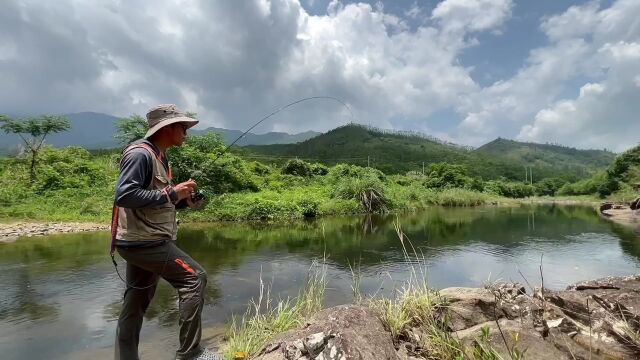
[
  {"x1": 332, "y1": 175, "x2": 388, "y2": 213},
  {"x1": 224, "y1": 261, "x2": 327, "y2": 359},
  {"x1": 368, "y1": 222, "x2": 518, "y2": 359},
  {"x1": 369, "y1": 222, "x2": 465, "y2": 359},
  {"x1": 433, "y1": 188, "x2": 491, "y2": 207}
]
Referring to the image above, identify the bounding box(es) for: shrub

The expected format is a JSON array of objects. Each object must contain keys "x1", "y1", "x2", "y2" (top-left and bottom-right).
[
  {"x1": 297, "y1": 198, "x2": 321, "y2": 217},
  {"x1": 33, "y1": 146, "x2": 107, "y2": 192},
  {"x1": 310, "y1": 163, "x2": 328, "y2": 176},
  {"x1": 169, "y1": 134, "x2": 259, "y2": 194},
  {"x1": 327, "y1": 164, "x2": 386, "y2": 183},
  {"x1": 251, "y1": 161, "x2": 272, "y2": 176},
  {"x1": 423, "y1": 163, "x2": 469, "y2": 189},
  {"x1": 557, "y1": 172, "x2": 606, "y2": 196},
  {"x1": 332, "y1": 173, "x2": 388, "y2": 212},
  {"x1": 534, "y1": 177, "x2": 566, "y2": 196},
  {"x1": 281, "y1": 159, "x2": 312, "y2": 177},
  {"x1": 597, "y1": 177, "x2": 620, "y2": 198},
  {"x1": 484, "y1": 180, "x2": 534, "y2": 198}
]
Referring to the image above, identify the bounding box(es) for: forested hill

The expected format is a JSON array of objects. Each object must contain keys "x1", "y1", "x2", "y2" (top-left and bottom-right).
[
  {"x1": 476, "y1": 138, "x2": 615, "y2": 169},
  {"x1": 245, "y1": 124, "x2": 616, "y2": 181}
]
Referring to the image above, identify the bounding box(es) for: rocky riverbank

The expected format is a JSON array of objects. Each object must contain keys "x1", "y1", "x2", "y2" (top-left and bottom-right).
[
  {"x1": 252, "y1": 275, "x2": 640, "y2": 360},
  {"x1": 0, "y1": 221, "x2": 109, "y2": 242},
  {"x1": 600, "y1": 202, "x2": 640, "y2": 232}
]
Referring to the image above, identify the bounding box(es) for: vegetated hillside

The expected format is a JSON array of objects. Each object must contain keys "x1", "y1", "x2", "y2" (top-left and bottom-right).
[
  {"x1": 191, "y1": 127, "x2": 319, "y2": 146},
  {"x1": 476, "y1": 138, "x2": 615, "y2": 170},
  {"x1": 600, "y1": 144, "x2": 640, "y2": 197},
  {"x1": 246, "y1": 124, "x2": 614, "y2": 181}
]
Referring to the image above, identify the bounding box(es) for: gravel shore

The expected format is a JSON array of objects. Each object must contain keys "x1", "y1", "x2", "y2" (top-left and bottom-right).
[{"x1": 0, "y1": 221, "x2": 109, "y2": 242}]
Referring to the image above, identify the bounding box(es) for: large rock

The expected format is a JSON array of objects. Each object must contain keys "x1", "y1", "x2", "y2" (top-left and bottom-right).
[
  {"x1": 251, "y1": 276, "x2": 640, "y2": 360},
  {"x1": 255, "y1": 305, "x2": 398, "y2": 360},
  {"x1": 455, "y1": 319, "x2": 571, "y2": 360},
  {"x1": 439, "y1": 285, "x2": 529, "y2": 331}
]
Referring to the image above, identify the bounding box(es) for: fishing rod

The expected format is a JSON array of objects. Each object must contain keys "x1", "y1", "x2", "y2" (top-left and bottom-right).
[
  {"x1": 212, "y1": 96, "x2": 354, "y2": 163},
  {"x1": 112, "y1": 96, "x2": 354, "y2": 289},
  {"x1": 186, "y1": 96, "x2": 353, "y2": 202}
]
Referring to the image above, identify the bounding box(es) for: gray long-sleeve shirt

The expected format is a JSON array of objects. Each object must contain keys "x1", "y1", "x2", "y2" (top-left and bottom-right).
[
  {"x1": 114, "y1": 139, "x2": 185, "y2": 248},
  {"x1": 115, "y1": 139, "x2": 178, "y2": 208}
]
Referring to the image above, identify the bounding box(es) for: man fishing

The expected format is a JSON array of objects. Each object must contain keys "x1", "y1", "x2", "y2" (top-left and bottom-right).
[{"x1": 112, "y1": 104, "x2": 220, "y2": 360}]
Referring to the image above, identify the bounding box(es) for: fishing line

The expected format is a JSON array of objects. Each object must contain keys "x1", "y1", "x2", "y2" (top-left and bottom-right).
[
  {"x1": 212, "y1": 96, "x2": 355, "y2": 163},
  {"x1": 112, "y1": 96, "x2": 354, "y2": 289}
]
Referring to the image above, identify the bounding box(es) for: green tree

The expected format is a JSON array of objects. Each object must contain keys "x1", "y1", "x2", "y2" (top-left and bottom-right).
[
  {"x1": 0, "y1": 115, "x2": 71, "y2": 183},
  {"x1": 424, "y1": 163, "x2": 469, "y2": 189},
  {"x1": 115, "y1": 114, "x2": 147, "y2": 146}
]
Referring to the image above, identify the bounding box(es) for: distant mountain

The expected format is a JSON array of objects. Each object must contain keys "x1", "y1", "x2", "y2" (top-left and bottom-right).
[
  {"x1": 191, "y1": 127, "x2": 320, "y2": 146},
  {"x1": 0, "y1": 112, "x2": 120, "y2": 153},
  {"x1": 246, "y1": 124, "x2": 616, "y2": 181},
  {"x1": 476, "y1": 138, "x2": 615, "y2": 169},
  {"x1": 0, "y1": 112, "x2": 319, "y2": 153}
]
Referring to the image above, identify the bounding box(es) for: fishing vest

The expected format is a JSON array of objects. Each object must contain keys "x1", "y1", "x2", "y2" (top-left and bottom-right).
[{"x1": 114, "y1": 143, "x2": 177, "y2": 242}]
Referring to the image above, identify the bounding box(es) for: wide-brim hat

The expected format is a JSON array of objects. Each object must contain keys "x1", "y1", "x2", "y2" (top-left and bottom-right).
[{"x1": 144, "y1": 104, "x2": 199, "y2": 139}]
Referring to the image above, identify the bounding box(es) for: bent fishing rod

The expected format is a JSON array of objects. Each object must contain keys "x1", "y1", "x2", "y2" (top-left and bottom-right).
[
  {"x1": 212, "y1": 96, "x2": 354, "y2": 163},
  {"x1": 112, "y1": 96, "x2": 354, "y2": 289}
]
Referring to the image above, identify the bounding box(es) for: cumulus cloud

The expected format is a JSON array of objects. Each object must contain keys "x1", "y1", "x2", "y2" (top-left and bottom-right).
[
  {"x1": 0, "y1": 0, "x2": 510, "y2": 134},
  {"x1": 1, "y1": 0, "x2": 637, "y2": 151},
  {"x1": 518, "y1": 41, "x2": 640, "y2": 150},
  {"x1": 454, "y1": 0, "x2": 640, "y2": 151},
  {"x1": 431, "y1": 0, "x2": 512, "y2": 34}
]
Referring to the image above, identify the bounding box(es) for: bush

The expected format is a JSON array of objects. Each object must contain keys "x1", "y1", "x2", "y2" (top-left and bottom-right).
[
  {"x1": 597, "y1": 177, "x2": 620, "y2": 198},
  {"x1": 310, "y1": 163, "x2": 328, "y2": 176},
  {"x1": 423, "y1": 163, "x2": 469, "y2": 189},
  {"x1": 281, "y1": 159, "x2": 312, "y2": 177},
  {"x1": 33, "y1": 146, "x2": 107, "y2": 192},
  {"x1": 484, "y1": 180, "x2": 534, "y2": 198},
  {"x1": 327, "y1": 164, "x2": 386, "y2": 183},
  {"x1": 557, "y1": 172, "x2": 606, "y2": 196},
  {"x1": 169, "y1": 134, "x2": 259, "y2": 194},
  {"x1": 332, "y1": 173, "x2": 388, "y2": 212},
  {"x1": 298, "y1": 198, "x2": 320, "y2": 217},
  {"x1": 251, "y1": 161, "x2": 272, "y2": 176},
  {"x1": 534, "y1": 177, "x2": 566, "y2": 196}
]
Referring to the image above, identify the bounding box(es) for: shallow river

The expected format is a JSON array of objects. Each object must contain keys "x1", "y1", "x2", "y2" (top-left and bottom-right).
[{"x1": 1, "y1": 205, "x2": 639, "y2": 359}]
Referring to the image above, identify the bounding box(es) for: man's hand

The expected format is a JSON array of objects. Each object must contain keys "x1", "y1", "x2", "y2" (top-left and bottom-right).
[{"x1": 173, "y1": 179, "x2": 197, "y2": 201}]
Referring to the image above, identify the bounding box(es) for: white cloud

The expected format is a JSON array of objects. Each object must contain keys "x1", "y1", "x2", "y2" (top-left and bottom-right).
[
  {"x1": 431, "y1": 0, "x2": 513, "y2": 33},
  {"x1": 453, "y1": 0, "x2": 640, "y2": 151},
  {"x1": 518, "y1": 41, "x2": 640, "y2": 151},
  {"x1": 0, "y1": 0, "x2": 511, "y2": 134},
  {"x1": 3, "y1": 0, "x2": 636, "y2": 151}
]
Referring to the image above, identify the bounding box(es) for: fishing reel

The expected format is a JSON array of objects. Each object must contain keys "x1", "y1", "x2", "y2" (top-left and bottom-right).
[{"x1": 191, "y1": 191, "x2": 206, "y2": 202}]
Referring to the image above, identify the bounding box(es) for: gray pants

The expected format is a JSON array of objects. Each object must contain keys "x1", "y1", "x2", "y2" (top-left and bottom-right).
[{"x1": 114, "y1": 241, "x2": 207, "y2": 360}]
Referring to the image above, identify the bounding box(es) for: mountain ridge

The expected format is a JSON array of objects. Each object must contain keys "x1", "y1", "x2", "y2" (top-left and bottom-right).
[
  {"x1": 0, "y1": 112, "x2": 320, "y2": 153},
  {"x1": 245, "y1": 123, "x2": 615, "y2": 181}
]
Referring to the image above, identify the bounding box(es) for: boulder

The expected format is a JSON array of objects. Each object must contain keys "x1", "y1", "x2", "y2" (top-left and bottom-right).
[
  {"x1": 600, "y1": 202, "x2": 614, "y2": 213},
  {"x1": 255, "y1": 305, "x2": 398, "y2": 360}
]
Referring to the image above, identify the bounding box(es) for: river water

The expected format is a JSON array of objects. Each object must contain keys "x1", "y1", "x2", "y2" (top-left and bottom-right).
[{"x1": 1, "y1": 205, "x2": 639, "y2": 359}]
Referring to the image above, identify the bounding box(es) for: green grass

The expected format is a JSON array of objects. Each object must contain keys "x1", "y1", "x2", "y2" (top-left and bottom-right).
[
  {"x1": 1, "y1": 141, "x2": 631, "y2": 225},
  {"x1": 365, "y1": 223, "x2": 525, "y2": 360},
  {"x1": 223, "y1": 261, "x2": 327, "y2": 359}
]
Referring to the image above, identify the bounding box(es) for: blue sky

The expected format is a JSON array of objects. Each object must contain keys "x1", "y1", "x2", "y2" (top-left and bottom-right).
[{"x1": 1, "y1": 0, "x2": 638, "y2": 150}]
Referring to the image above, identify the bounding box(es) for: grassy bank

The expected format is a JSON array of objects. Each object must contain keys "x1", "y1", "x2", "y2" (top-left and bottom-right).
[{"x1": 0, "y1": 138, "x2": 610, "y2": 225}]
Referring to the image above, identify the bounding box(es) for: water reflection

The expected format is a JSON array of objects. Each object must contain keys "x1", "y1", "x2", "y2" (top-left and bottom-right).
[{"x1": 0, "y1": 205, "x2": 639, "y2": 359}]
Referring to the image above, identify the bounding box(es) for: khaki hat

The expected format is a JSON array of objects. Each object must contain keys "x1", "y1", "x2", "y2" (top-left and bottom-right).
[{"x1": 144, "y1": 104, "x2": 199, "y2": 139}]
